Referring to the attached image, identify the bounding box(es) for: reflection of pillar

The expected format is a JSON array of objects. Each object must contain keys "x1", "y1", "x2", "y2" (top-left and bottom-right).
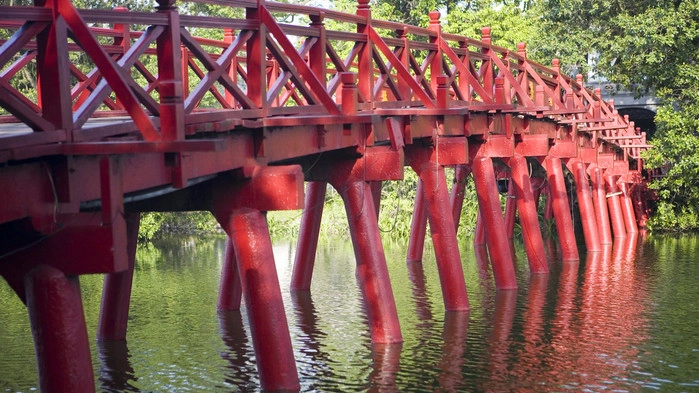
[
  {"x1": 98, "y1": 212, "x2": 140, "y2": 340},
  {"x1": 618, "y1": 182, "x2": 638, "y2": 234},
  {"x1": 334, "y1": 180, "x2": 403, "y2": 343},
  {"x1": 571, "y1": 160, "x2": 601, "y2": 252},
  {"x1": 218, "y1": 311, "x2": 255, "y2": 387},
  {"x1": 544, "y1": 157, "x2": 579, "y2": 261},
  {"x1": 510, "y1": 155, "x2": 548, "y2": 273},
  {"x1": 291, "y1": 181, "x2": 327, "y2": 290},
  {"x1": 590, "y1": 167, "x2": 613, "y2": 245},
  {"x1": 97, "y1": 340, "x2": 137, "y2": 392},
  {"x1": 472, "y1": 156, "x2": 517, "y2": 289},
  {"x1": 406, "y1": 261, "x2": 434, "y2": 321},
  {"x1": 217, "y1": 237, "x2": 242, "y2": 311},
  {"x1": 218, "y1": 208, "x2": 299, "y2": 391},
  {"x1": 605, "y1": 174, "x2": 627, "y2": 239},
  {"x1": 438, "y1": 311, "x2": 469, "y2": 391},
  {"x1": 291, "y1": 291, "x2": 331, "y2": 378},
  {"x1": 26, "y1": 265, "x2": 95, "y2": 393},
  {"x1": 368, "y1": 343, "x2": 403, "y2": 390},
  {"x1": 487, "y1": 290, "x2": 517, "y2": 390},
  {"x1": 407, "y1": 179, "x2": 428, "y2": 262}
]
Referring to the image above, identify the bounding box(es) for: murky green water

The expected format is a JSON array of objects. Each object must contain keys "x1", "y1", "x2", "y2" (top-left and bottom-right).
[{"x1": 1, "y1": 233, "x2": 698, "y2": 392}]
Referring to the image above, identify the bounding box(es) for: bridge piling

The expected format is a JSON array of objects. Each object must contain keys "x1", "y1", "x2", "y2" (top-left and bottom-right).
[
  {"x1": 543, "y1": 157, "x2": 579, "y2": 261},
  {"x1": 472, "y1": 156, "x2": 517, "y2": 290},
  {"x1": 290, "y1": 181, "x2": 327, "y2": 291},
  {"x1": 474, "y1": 209, "x2": 487, "y2": 247},
  {"x1": 25, "y1": 265, "x2": 95, "y2": 393},
  {"x1": 618, "y1": 182, "x2": 638, "y2": 234},
  {"x1": 333, "y1": 179, "x2": 403, "y2": 343},
  {"x1": 449, "y1": 164, "x2": 471, "y2": 233},
  {"x1": 408, "y1": 158, "x2": 470, "y2": 311},
  {"x1": 217, "y1": 237, "x2": 242, "y2": 311},
  {"x1": 217, "y1": 208, "x2": 300, "y2": 391},
  {"x1": 604, "y1": 174, "x2": 627, "y2": 239},
  {"x1": 590, "y1": 166, "x2": 614, "y2": 245},
  {"x1": 97, "y1": 212, "x2": 140, "y2": 340},
  {"x1": 406, "y1": 178, "x2": 428, "y2": 263},
  {"x1": 504, "y1": 174, "x2": 517, "y2": 239},
  {"x1": 509, "y1": 155, "x2": 549, "y2": 274},
  {"x1": 570, "y1": 160, "x2": 602, "y2": 252}
]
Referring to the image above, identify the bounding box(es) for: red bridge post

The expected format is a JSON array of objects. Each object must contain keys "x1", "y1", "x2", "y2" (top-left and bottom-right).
[
  {"x1": 407, "y1": 178, "x2": 428, "y2": 262},
  {"x1": 472, "y1": 156, "x2": 517, "y2": 289},
  {"x1": 503, "y1": 174, "x2": 517, "y2": 239},
  {"x1": 218, "y1": 208, "x2": 300, "y2": 391},
  {"x1": 605, "y1": 174, "x2": 627, "y2": 239},
  {"x1": 450, "y1": 164, "x2": 471, "y2": 233},
  {"x1": 543, "y1": 157, "x2": 579, "y2": 261},
  {"x1": 619, "y1": 181, "x2": 638, "y2": 234},
  {"x1": 291, "y1": 181, "x2": 327, "y2": 290},
  {"x1": 97, "y1": 213, "x2": 141, "y2": 340},
  {"x1": 509, "y1": 155, "x2": 549, "y2": 273},
  {"x1": 217, "y1": 237, "x2": 243, "y2": 311},
  {"x1": 570, "y1": 160, "x2": 602, "y2": 252},
  {"x1": 406, "y1": 144, "x2": 470, "y2": 311},
  {"x1": 590, "y1": 166, "x2": 613, "y2": 245},
  {"x1": 26, "y1": 265, "x2": 95, "y2": 393}
]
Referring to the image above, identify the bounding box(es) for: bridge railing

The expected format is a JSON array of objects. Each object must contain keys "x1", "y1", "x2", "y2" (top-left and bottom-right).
[{"x1": 0, "y1": 0, "x2": 649, "y2": 166}]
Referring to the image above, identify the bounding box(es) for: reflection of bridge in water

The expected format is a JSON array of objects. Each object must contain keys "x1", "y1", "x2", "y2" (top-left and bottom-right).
[{"x1": 0, "y1": 0, "x2": 655, "y2": 390}]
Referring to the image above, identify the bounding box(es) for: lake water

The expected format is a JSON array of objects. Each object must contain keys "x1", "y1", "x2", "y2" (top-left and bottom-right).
[{"x1": 1, "y1": 233, "x2": 698, "y2": 392}]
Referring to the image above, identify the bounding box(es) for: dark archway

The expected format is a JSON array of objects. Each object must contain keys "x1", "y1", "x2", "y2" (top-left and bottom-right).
[{"x1": 617, "y1": 107, "x2": 657, "y2": 139}]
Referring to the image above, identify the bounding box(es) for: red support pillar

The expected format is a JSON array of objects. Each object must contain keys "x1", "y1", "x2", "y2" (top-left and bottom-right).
[
  {"x1": 474, "y1": 209, "x2": 486, "y2": 246},
  {"x1": 590, "y1": 167, "x2": 613, "y2": 245},
  {"x1": 25, "y1": 265, "x2": 95, "y2": 393},
  {"x1": 407, "y1": 179, "x2": 428, "y2": 262},
  {"x1": 97, "y1": 213, "x2": 140, "y2": 341},
  {"x1": 290, "y1": 181, "x2": 327, "y2": 290},
  {"x1": 449, "y1": 164, "x2": 471, "y2": 232},
  {"x1": 218, "y1": 208, "x2": 300, "y2": 391},
  {"x1": 472, "y1": 156, "x2": 517, "y2": 290},
  {"x1": 370, "y1": 181, "x2": 383, "y2": 218},
  {"x1": 332, "y1": 179, "x2": 403, "y2": 343},
  {"x1": 605, "y1": 174, "x2": 627, "y2": 239},
  {"x1": 217, "y1": 237, "x2": 242, "y2": 311},
  {"x1": 619, "y1": 182, "x2": 638, "y2": 234},
  {"x1": 503, "y1": 176, "x2": 516, "y2": 239},
  {"x1": 509, "y1": 155, "x2": 548, "y2": 273},
  {"x1": 409, "y1": 161, "x2": 470, "y2": 311},
  {"x1": 544, "y1": 157, "x2": 579, "y2": 261},
  {"x1": 571, "y1": 160, "x2": 602, "y2": 252}
]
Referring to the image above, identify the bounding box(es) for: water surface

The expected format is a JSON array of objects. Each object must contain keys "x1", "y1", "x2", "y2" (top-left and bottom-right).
[{"x1": 1, "y1": 234, "x2": 698, "y2": 392}]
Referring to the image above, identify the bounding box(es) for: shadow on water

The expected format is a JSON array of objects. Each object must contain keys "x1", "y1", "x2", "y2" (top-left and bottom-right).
[{"x1": 97, "y1": 340, "x2": 139, "y2": 393}]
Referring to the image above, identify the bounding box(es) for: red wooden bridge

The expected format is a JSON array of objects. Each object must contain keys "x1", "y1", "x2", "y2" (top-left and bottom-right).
[{"x1": 0, "y1": 0, "x2": 653, "y2": 390}]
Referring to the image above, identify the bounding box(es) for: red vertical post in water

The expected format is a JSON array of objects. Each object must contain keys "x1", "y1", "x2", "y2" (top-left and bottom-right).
[
  {"x1": 410, "y1": 161, "x2": 470, "y2": 311},
  {"x1": 544, "y1": 157, "x2": 579, "y2": 261},
  {"x1": 449, "y1": 164, "x2": 471, "y2": 232},
  {"x1": 618, "y1": 182, "x2": 638, "y2": 234},
  {"x1": 472, "y1": 156, "x2": 517, "y2": 290},
  {"x1": 97, "y1": 213, "x2": 140, "y2": 340},
  {"x1": 605, "y1": 174, "x2": 627, "y2": 239},
  {"x1": 291, "y1": 181, "x2": 327, "y2": 290},
  {"x1": 335, "y1": 180, "x2": 403, "y2": 343},
  {"x1": 590, "y1": 167, "x2": 613, "y2": 245},
  {"x1": 217, "y1": 237, "x2": 242, "y2": 311},
  {"x1": 407, "y1": 179, "x2": 428, "y2": 262},
  {"x1": 503, "y1": 175, "x2": 516, "y2": 239},
  {"x1": 474, "y1": 209, "x2": 486, "y2": 246},
  {"x1": 571, "y1": 160, "x2": 602, "y2": 252},
  {"x1": 509, "y1": 155, "x2": 548, "y2": 273},
  {"x1": 25, "y1": 265, "x2": 95, "y2": 393},
  {"x1": 223, "y1": 208, "x2": 300, "y2": 391}
]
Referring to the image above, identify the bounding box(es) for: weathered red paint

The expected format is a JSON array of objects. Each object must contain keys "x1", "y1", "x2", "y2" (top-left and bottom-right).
[
  {"x1": 217, "y1": 208, "x2": 300, "y2": 391},
  {"x1": 25, "y1": 265, "x2": 95, "y2": 393},
  {"x1": 543, "y1": 157, "x2": 579, "y2": 261},
  {"x1": 590, "y1": 166, "x2": 613, "y2": 245},
  {"x1": 570, "y1": 160, "x2": 602, "y2": 252},
  {"x1": 618, "y1": 181, "x2": 638, "y2": 234},
  {"x1": 407, "y1": 178, "x2": 428, "y2": 263}
]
